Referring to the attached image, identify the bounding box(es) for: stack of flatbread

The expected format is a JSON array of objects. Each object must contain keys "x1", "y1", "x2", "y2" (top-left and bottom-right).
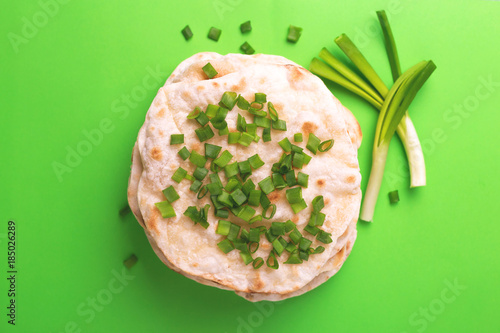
[{"x1": 127, "y1": 53, "x2": 362, "y2": 301}]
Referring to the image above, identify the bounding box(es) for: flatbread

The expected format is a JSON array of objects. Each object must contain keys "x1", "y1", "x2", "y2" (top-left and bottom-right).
[{"x1": 127, "y1": 53, "x2": 362, "y2": 301}]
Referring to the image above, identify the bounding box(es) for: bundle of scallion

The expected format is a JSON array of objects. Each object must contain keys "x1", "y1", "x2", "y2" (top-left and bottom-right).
[{"x1": 309, "y1": 10, "x2": 436, "y2": 222}]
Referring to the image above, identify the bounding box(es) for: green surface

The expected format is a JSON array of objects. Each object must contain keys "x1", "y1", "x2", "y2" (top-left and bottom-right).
[{"x1": 1, "y1": 0, "x2": 499, "y2": 332}]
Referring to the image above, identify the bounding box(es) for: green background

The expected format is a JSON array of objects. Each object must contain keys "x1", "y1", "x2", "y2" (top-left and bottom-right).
[{"x1": 1, "y1": 0, "x2": 499, "y2": 332}]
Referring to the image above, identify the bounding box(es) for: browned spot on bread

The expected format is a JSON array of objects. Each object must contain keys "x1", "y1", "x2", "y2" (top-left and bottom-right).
[
  {"x1": 251, "y1": 272, "x2": 264, "y2": 291},
  {"x1": 332, "y1": 247, "x2": 346, "y2": 267},
  {"x1": 302, "y1": 122, "x2": 318, "y2": 135},
  {"x1": 196, "y1": 85, "x2": 205, "y2": 91},
  {"x1": 289, "y1": 65, "x2": 306, "y2": 83},
  {"x1": 212, "y1": 81, "x2": 220, "y2": 88},
  {"x1": 261, "y1": 243, "x2": 271, "y2": 250},
  {"x1": 182, "y1": 91, "x2": 191, "y2": 100},
  {"x1": 268, "y1": 191, "x2": 281, "y2": 203},
  {"x1": 156, "y1": 108, "x2": 165, "y2": 118},
  {"x1": 158, "y1": 130, "x2": 164, "y2": 137},
  {"x1": 231, "y1": 77, "x2": 246, "y2": 92},
  {"x1": 346, "y1": 175, "x2": 356, "y2": 184},
  {"x1": 292, "y1": 216, "x2": 299, "y2": 223},
  {"x1": 324, "y1": 197, "x2": 330, "y2": 205},
  {"x1": 147, "y1": 208, "x2": 161, "y2": 236},
  {"x1": 150, "y1": 147, "x2": 163, "y2": 161},
  {"x1": 259, "y1": 78, "x2": 266, "y2": 85},
  {"x1": 316, "y1": 179, "x2": 325, "y2": 187},
  {"x1": 192, "y1": 263, "x2": 199, "y2": 268},
  {"x1": 192, "y1": 142, "x2": 200, "y2": 151},
  {"x1": 273, "y1": 102, "x2": 284, "y2": 112}
]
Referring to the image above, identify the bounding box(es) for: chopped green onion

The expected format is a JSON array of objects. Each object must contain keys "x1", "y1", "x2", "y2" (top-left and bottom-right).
[
  {"x1": 238, "y1": 161, "x2": 252, "y2": 175},
  {"x1": 248, "y1": 190, "x2": 262, "y2": 207},
  {"x1": 241, "y1": 179, "x2": 255, "y2": 195},
  {"x1": 212, "y1": 120, "x2": 228, "y2": 131},
  {"x1": 252, "y1": 257, "x2": 264, "y2": 269},
  {"x1": 219, "y1": 126, "x2": 229, "y2": 136},
  {"x1": 266, "y1": 252, "x2": 279, "y2": 269},
  {"x1": 389, "y1": 190, "x2": 400, "y2": 203},
  {"x1": 187, "y1": 107, "x2": 201, "y2": 119},
  {"x1": 287, "y1": 25, "x2": 302, "y2": 43},
  {"x1": 304, "y1": 225, "x2": 320, "y2": 236},
  {"x1": 284, "y1": 220, "x2": 296, "y2": 233},
  {"x1": 172, "y1": 167, "x2": 187, "y2": 183},
  {"x1": 205, "y1": 143, "x2": 222, "y2": 159},
  {"x1": 195, "y1": 126, "x2": 215, "y2": 142},
  {"x1": 184, "y1": 206, "x2": 209, "y2": 229},
  {"x1": 217, "y1": 239, "x2": 234, "y2": 254},
  {"x1": 162, "y1": 186, "x2": 180, "y2": 202},
  {"x1": 316, "y1": 230, "x2": 333, "y2": 244},
  {"x1": 185, "y1": 174, "x2": 194, "y2": 181},
  {"x1": 249, "y1": 214, "x2": 262, "y2": 224},
  {"x1": 309, "y1": 211, "x2": 326, "y2": 226},
  {"x1": 284, "y1": 250, "x2": 303, "y2": 264},
  {"x1": 237, "y1": 114, "x2": 247, "y2": 132},
  {"x1": 297, "y1": 172, "x2": 309, "y2": 187},
  {"x1": 224, "y1": 177, "x2": 241, "y2": 192},
  {"x1": 285, "y1": 170, "x2": 297, "y2": 187},
  {"x1": 210, "y1": 173, "x2": 223, "y2": 186},
  {"x1": 219, "y1": 91, "x2": 238, "y2": 110},
  {"x1": 207, "y1": 182, "x2": 222, "y2": 196},
  {"x1": 217, "y1": 191, "x2": 234, "y2": 208},
  {"x1": 286, "y1": 187, "x2": 302, "y2": 204},
  {"x1": 299, "y1": 237, "x2": 312, "y2": 252},
  {"x1": 272, "y1": 238, "x2": 285, "y2": 256},
  {"x1": 306, "y1": 133, "x2": 321, "y2": 154},
  {"x1": 224, "y1": 162, "x2": 239, "y2": 179},
  {"x1": 178, "y1": 146, "x2": 190, "y2": 160},
  {"x1": 195, "y1": 112, "x2": 210, "y2": 126},
  {"x1": 240, "y1": 20, "x2": 252, "y2": 33},
  {"x1": 272, "y1": 119, "x2": 287, "y2": 131},
  {"x1": 254, "y1": 116, "x2": 271, "y2": 128},
  {"x1": 230, "y1": 189, "x2": 247, "y2": 206},
  {"x1": 272, "y1": 173, "x2": 287, "y2": 190},
  {"x1": 215, "y1": 209, "x2": 229, "y2": 218},
  {"x1": 211, "y1": 195, "x2": 224, "y2": 210},
  {"x1": 318, "y1": 139, "x2": 334, "y2": 152},
  {"x1": 208, "y1": 27, "x2": 221, "y2": 41},
  {"x1": 240, "y1": 251, "x2": 253, "y2": 265},
  {"x1": 262, "y1": 128, "x2": 272, "y2": 142},
  {"x1": 312, "y1": 246, "x2": 325, "y2": 254},
  {"x1": 211, "y1": 106, "x2": 228, "y2": 124},
  {"x1": 197, "y1": 185, "x2": 208, "y2": 199},
  {"x1": 216, "y1": 220, "x2": 232, "y2": 235},
  {"x1": 233, "y1": 239, "x2": 248, "y2": 251},
  {"x1": 228, "y1": 132, "x2": 241, "y2": 144},
  {"x1": 289, "y1": 228, "x2": 302, "y2": 244},
  {"x1": 181, "y1": 25, "x2": 193, "y2": 40},
  {"x1": 302, "y1": 153, "x2": 312, "y2": 164},
  {"x1": 230, "y1": 205, "x2": 243, "y2": 216},
  {"x1": 260, "y1": 194, "x2": 271, "y2": 209},
  {"x1": 291, "y1": 144, "x2": 303, "y2": 153},
  {"x1": 246, "y1": 155, "x2": 264, "y2": 170},
  {"x1": 263, "y1": 204, "x2": 277, "y2": 219},
  {"x1": 214, "y1": 150, "x2": 233, "y2": 167},
  {"x1": 240, "y1": 42, "x2": 255, "y2": 55},
  {"x1": 155, "y1": 201, "x2": 176, "y2": 218},
  {"x1": 249, "y1": 228, "x2": 261, "y2": 243},
  {"x1": 193, "y1": 167, "x2": 208, "y2": 181},
  {"x1": 291, "y1": 199, "x2": 307, "y2": 214},
  {"x1": 278, "y1": 138, "x2": 292, "y2": 152},
  {"x1": 238, "y1": 132, "x2": 254, "y2": 147},
  {"x1": 271, "y1": 222, "x2": 286, "y2": 236},
  {"x1": 236, "y1": 95, "x2": 250, "y2": 110},
  {"x1": 268, "y1": 102, "x2": 278, "y2": 121},
  {"x1": 202, "y1": 62, "x2": 218, "y2": 79},
  {"x1": 205, "y1": 104, "x2": 219, "y2": 118},
  {"x1": 170, "y1": 134, "x2": 184, "y2": 145},
  {"x1": 189, "y1": 151, "x2": 207, "y2": 168},
  {"x1": 254, "y1": 93, "x2": 267, "y2": 104},
  {"x1": 227, "y1": 223, "x2": 241, "y2": 241},
  {"x1": 312, "y1": 196, "x2": 325, "y2": 212},
  {"x1": 279, "y1": 154, "x2": 293, "y2": 174},
  {"x1": 237, "y1": 205, "x2": 256, "y2": 222},
  {"x1": 294, "y1": 133, "x2": 303, "y2": 142},
  {"x1": 246, "y1": 123, "x2": 257, "y2": 136},
  {"x1": 299, "y1": 250, "x2": 309, "y2": 261},
  {"x1": 259, "y1": 176, "x2": 275, "y2": 195},
  {"x1": 190, "y1": 180, "x2": 202, "y2": 192}
]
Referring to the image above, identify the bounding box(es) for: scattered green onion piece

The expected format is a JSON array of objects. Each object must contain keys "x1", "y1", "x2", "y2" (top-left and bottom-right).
[
  {"x1": 248, "y1": 190, "x2": 262, "y2": 207},
  {"x1": 291, "y1": 199, "x2": 307, "y2": 214},
  {"x1": 240, "y1": 42, "x2": 255, "y2": 55},
  {"x1": 237, "y1": 161, "x2": 251, "y2": 175},
  {"x1": 304, "y1": 225, "x2": 320, "y2": 236},
  {"x1": 263, "y1": 204, "x2": 277, "y2": 219},
  {"x1": 224, "y1": 177, "x2": 240, "y2": 192},
  {"x1": 284, "y1": 250, "x2": 303, "y2": 264},
  {"x1": 211, "y1": 195, "x2": 224, "y2": 210},
  {"x1": 183, "y1": 206, "x2": 209, "y2": 229},
  {"x1": 195, "y1": 126, "x2": 215, "y2": 142},
  {"x1": 253, "y1": 93, "x2": 266, "y2": 104},
  {"x1": 294, "y1": 133, "x2": 303, "y2": 142},
  {"x1": 284, "y1": 220, "x2": 296, "y2": 233},
  {"x1": 306, "y1": 133, "x2": 321, "y2": 155},
  {"x1": 241, "y1": 179, "x2": 255, "y2": 196},
  {"x1": 318, "y1": 139, "x2": 334, "y2": 152},
  {"x1": 262, "y1": 128, "x2": 272, "y2": 142},
  {"x1": 238, "y1": 132, "x2": 254, "y2": 147},
  {"x1": 219, "y1": 91, "x2": 238, "y2": 110},
  {"x1": 302, "y1": 153, "x2": 312, "y2": 164},
  {"x1": 212, "y1": 120, "x2": 228, "y2": 130},
  {"x1": 265, "y1": 228, "x2": 277, "y2": 243},
  {"x1": 278, "y1": 138, "x2": 292, "y2": 152},
  {"x1": 224, "y1": 162, "x2": 239, "y2": 179},
  {"x1": 211, "y1": 106, "x2": 228, "y2": 124},
  {"x1": 312, "y1": 246, "x2": 325, "y2": 254},
  {"x1": 272, "y1": 238, "x2": 285, "y2": 256},
  {"x1": 240, "y1": 20, "x2": 252, "y2": 33},
  {"x1": 285, "y1": 170, "x2": 297, "y2": 187},
  {"x1": 217, "y1": 191, "x2": 234, "y2": 208},
  {"x1": 259, "y1": 176, "x2": 275, "y2": 195},
  {"x1": 299, "y1": 237, "x2": 312, "y2": 252},
  {"x1": 228, "y1": 132, "x2": 241, "y2": 144},
  {"x1": 271, "y1": 222, "x2": 286, "y2": 236},
  {"x1": 247, "y1": 154, "x2": 265, "y2": 170},
  {"x1": 209, "y1": 173, "x2": 223, "y2": 186},
  {"x1": 237, "y1": 95, "x2": 250, "y2": 110},
  {"x1": 254, "y1": 116, "x2": 271, "y2": 128},
  {"x1": 312, "y1": 196, "x2": 325, "y2": 213},
  {"x1": 246, "y1": 123, "x2": 257, "y2": 136},
  {"x1": 184, "y1": 174, "x2": 194, "y2": 181},
  {"x1": 230, "y1": 189, "x2": 247, "y2": 206},
  {"x1": 187, "y1": 107, "x2": 201, "y2": 119},
  {"x1": 193, "y1": 167, "x2": 208, "y2": 181},
  {"x1": 208, "y1": 27, "x2": 221, "y2": 41},
  {"x1": 219, "y1": 126, "x2": 229, "y2": 136},
  {"x1": 389, "y1": 190, "x2": 400, "y2": 203},
  {"x1": 197, "y1": 186, "x2": 208, "y2": 199},
  {"x1": 214, "y1": 150, "x2": 233, "y2": 167},
  {"x1": 205, "y1": 104, "x2": 219, "y2": 118},
  {"x1": 227, "y1": 223, "x2": 241, "y2": 241},
  {"x1": 215, "y1": 209, "x2": 229, "y2": 219},
  {"x1": 233, "y1": 239, "x2": 248, "y2": 251},
  {"x1": 178, "y1": 146, "x2": 190, "y2": 160},
  {"x1": 202, "y1": 62, "x2": 218, "y2": 79},
  {"x1": 309, "y1": 211, "x2": 326, "y2": 226},
  {"x1": 189, "y1": 151, "x2": 207, "y2": 168},
  {"x1": 272, "y1": 119, "x2": 287, "y2": 131},
  {"x1": 207, "y1": 182, "x2": 222, "y2": 196},
  {"x1": 316, "y1": 230, "x2": 333, "y2": 244},
  {"x1": 291, "y1": 144, "x2": 303, "y2": 153},
  {"x1": 230, "y1": 205, "x2": 243, "y2": 216},
  {"x1": 181, "y1": 25, "x2": 193, "y2": 40},
  {"x1": 249, "y1": 228, "x2": 261, "y2": 243},
  {"x1": 162, "y1": 186, "x2": 180, "y2": 203},
  {"x1": 297, "y1": 172, "x2": 309, "y2": 187},
  {"x1": 268, "y1": 102, "x2": 278, "y2": 121},
  {"x1": 155, "y1": 201, "x2": 176, "y2": 218},
  {"x1": 299, "y1": 250, "x2": 309, "y2": 261},
  {"x1": 205, "y1": 143, "x2": 222, "y2": 159},
  {"x1": 237, "y1": 114, "x2": 247, "y2": 132},
  {"x1": 249, "y1": 215, "x2": 262, "y2": 224},
  {"x1": 287, "y1": 25, "x2": 302, "y2": 43},
  {"x1": 240, "y1": 251, "x2": 253, "y2": 265},
  {"x1": 238, "y1": 205, "x2": 256, "y2": 222},
  {"x1": 266, "y1": 252, "x2": 279, "y2": 269},
  {"x1": 217, "y1": 239, "x2": 234, "y2": 254},
  {"x1": 286, "y1": 187, "x2": 302, "y2": 205},
  {"x1": 170, "y1": 134, "x2": 184, "y2": 145},
  {"x1": 190, "y1": 180, "x2": 202, "y2": 192},
  {"x1": 260, "y1": 194, "x2": 270, "y2": 209},
  {"x1": 195, "y1": 112, "x2": 210, "y2": 126},
  {"x1": 279, "y1": 154, "x2": 293, "y2": 174},
  {"x1": 216, "y1": 220, "x2": 232, "y2": 235},
  {"x1": 272, "y1": 173, "x2": 287, "y2": 190},
  {"x1": 289, "y1": 228, "x2": 302, "y2": 244},
  {"x1": 172, "y1": 167, "x2": 187, "y2": 183},
  {"x1": 252, "y1": 257, "x2": 264, "y2": 269}
]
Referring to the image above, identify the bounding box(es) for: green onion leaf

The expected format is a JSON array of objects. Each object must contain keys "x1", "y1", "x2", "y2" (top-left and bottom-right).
[
  {"x1": 181, "y1": 25, "x2": 193, "y2": 40},
  {"x1": 304, "y1": 225, "x2": 320, "y2": 236},
  {"x1": 272, "y1": 238, "x2": 285, "y2": 256},
  {"x1": 190, "y1": 180, "x2": 202, "y2": 192},
  {"x1": 240, "y1": 42, "x2": 255, "y2": 55},
  {"x1": 271, "y1": 222, "x2": 286, "y2": 236},
  {"x1": 170, "y1": 134, "x2": 184, "y2": 145},
  {"x1": 290, "y1": 199, "x2": 307, "y2": 214},
  {"x1": 216, "y1": 220, "x2": 231, "y2": 235},
  {"x1": 252, "y1": 257, "x2": 264, "y2": 269},
  {"x1": 272, "y1": 173, "x2": 287, "y2": 190},
  {"x1": 284, "y1": 250, "x2": 303, "y2": 264},
  {"x1": 237, "y1": 114, "x2": 247, "y2": 132},
  {"x1": 318, "y1": 139, "x2": 334, "y2": 152},
  {"x1": 285, "y1": 170, "x2": 297, "y2": 187},
  {"x1": 230, "y1": 189, "x2": 247, "y2": 206},
  {"x1": 219, "y1": 91, "x2": 238, "y2": 110},
  {"x1": 248, "y1": 154, "x2": 265, "y2": 170},
  {"x1": 249, "y1": 214, "x2": 262, "y2": 224},
  {"x1": 227, "y1": 223, "x2": 241, "y2": 241},
  {"x1": 263, "y1": 204, "x2": 277, "y2": 220},
  {"x1": 193, "y1": 167, "x2": 208, "y2": 181},
  {"x1": 162, "y1": 186, "x2": 180, "y2": 202},
  {"x1": 240, "y1": 251, "x2": 253, "y2": 265},
  {"x1": 172, "y1": 167, "x2": 187, "y2": 183},
  {"x1": 217, "y1": 239, "x2": 234, "y2": 254},
  {"x1": 204, "y1": 143, "x2": 222, "y2": 159},
  {"x1": 217, "y1": 191, "x2": 234, "y2": 208},
  {"x1": 214, "y1": 150, "x2": 233, "y2": 168},
  {"x1": 266, "y1": 252, "x2": 279, "y2": 269},
  {"x1": 207, "y1": 182, "x2": 222, "y2": 196},
  {"x1": 312, "y1": 195, "x2": 325, "y2": 213},
  {"x1": 228, "y1": 132, "x2": 241, "y2": 144},
  {"x1": 208, "y1": 27, "x2": 221, "y2": 41},
  {"x1": 224, "y1": 162, "x2": 239, "y2": 179},
  {"x1": 178, "y1": 146, "x2": 190, "y2": 160},
  {"x1": 306, "y1": 133, "x2": 321, "y2": 155},
  {"x1": 286, "y1": 187, "x2": 302, "y2": 205},
  {"x1": 284, "y1": 220, "x2": 296, "y2": 233},
  {"x1": 248, "y1": 190, "x2": 262, "y2": 207},
  {"x1": 289, "y1": 228, "x2": 302, "y2": 244},
  {"x1": 189, "y1": 151, "x2": 207, "y2": 168},
  {"x1": 197, "y1": 185, "x2": 208, "y2": 199},
  {"x1": 294, "y1": 133, "x2": 303, "y2": 142},
  {"x1": 237, "y1": 205, "x2": 256, "y2": 222},
  {"x1": 389, "y1": 190, "x2": 400, "y2": 203},
  {"x1": 278, "y1": 138, "x2": 292, "y2": 152},
  {"x1": 272, "y1": 119, "x2": 287, "y2": 131},
  {"x1": 299, "y1": 237, "x2": 312, "y2": 252},
  {"x1": 316, "y1": 230, "x2": 333, "y2": 244},
  {"x1": 297, "y1": 172, "x2": 308, "y2": 187},
  {"x1": 155, "y1": 201, "x2": 176, "y2": 218},
  {"x1": 240, "y1": 20, "x2": 252, "y2": 33},
  {"x1": 254, "y1": 116, "x2": 271, "y2": 128},
  {"x1": 202, "y1": 62, "x2": 218, "y2": 79},
  {"x1": 195, "y1": 126, "x2": 215, "y2": 142},
  {"x1": 287, "y1": 25, "x2": 302, "y2": 43},
  {"x1": 238, "y1": 160, "x2": 252, "y2": 175},
  {"x1": 377, "y1": 10, "x2": 402, "y2": 82},
  {"x1": 262, "y1": 128, "x2": 272, "y2": 142}
]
